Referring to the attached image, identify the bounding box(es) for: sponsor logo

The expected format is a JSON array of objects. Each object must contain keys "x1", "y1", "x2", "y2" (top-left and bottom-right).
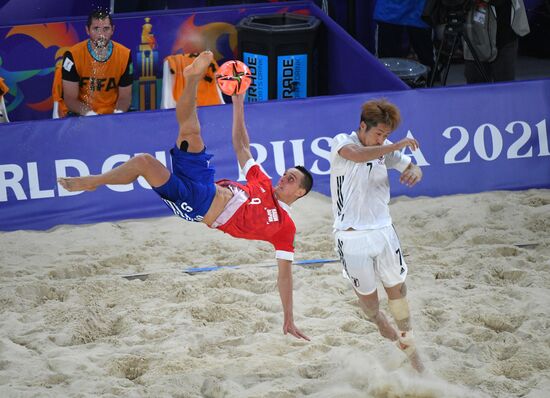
[
  {"x1": 63, "y1": 58, "x2": 74, "y2": 72},
  {"x1": 79, "y1": 77, "x2": 118, "y2": 91},
  {"x1": 266, "y1": 208, "x2": 279, "y2": 223}
]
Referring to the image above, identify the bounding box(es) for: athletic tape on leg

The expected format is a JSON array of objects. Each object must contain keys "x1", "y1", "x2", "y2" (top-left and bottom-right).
[
  {"x1": 389, "y1": 298, "x2": 416, "y2": 355},
  {"x1": 388, "y1": 297, "x2": 410, "y2": 321}
]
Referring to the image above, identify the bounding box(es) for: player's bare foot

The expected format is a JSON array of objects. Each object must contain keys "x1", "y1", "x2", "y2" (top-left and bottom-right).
[
  {"x1": 396, "y1": 331, "x2": 425, "y2": 373},
  {"x1": 58, "y1": 177, "x2": 97, "y2": 192},
  {"x1": 183, "y1": 50, "x2": 213, "y2": 81}
]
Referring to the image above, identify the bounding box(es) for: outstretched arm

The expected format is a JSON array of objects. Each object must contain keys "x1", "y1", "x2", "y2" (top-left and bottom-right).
[
  {"x1": 231, "y1": 94, "x2": 253, "y2": 168},
  {"x1": 277, "y1": 259, "x2": 310, "y2": 341},
  {"x1": 339, "y1": 137, "x2": 419, "y2": 163}
]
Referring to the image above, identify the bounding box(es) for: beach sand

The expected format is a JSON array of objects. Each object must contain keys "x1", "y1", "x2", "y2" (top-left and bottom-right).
[{"x1": 1, "y1": 189, "x2": 549, "y2": 397}]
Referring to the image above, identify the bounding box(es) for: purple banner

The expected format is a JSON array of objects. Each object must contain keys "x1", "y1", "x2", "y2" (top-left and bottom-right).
[{"x1": 1, "y1": 79, "x2": 549, "y2": 231}]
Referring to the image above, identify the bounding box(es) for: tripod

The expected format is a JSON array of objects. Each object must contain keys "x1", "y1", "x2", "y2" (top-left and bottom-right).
[{"x1": 428, "y1": 11, "x2": 489, "y2": 87}]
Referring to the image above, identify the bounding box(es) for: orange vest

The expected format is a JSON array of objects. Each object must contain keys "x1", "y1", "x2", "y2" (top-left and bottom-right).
[
  {"x1": 166, "y1": 53, "x2": 223, "y2": 106},
  {"x1": 0, "y1": 77, "x2": 8, "y2": 97},
  {"x1": 52, "y1": 63, "x2": 69, "y2": 117},
  {"x1": 69, "y1": 40, "x2": 131, "y2": 114}
]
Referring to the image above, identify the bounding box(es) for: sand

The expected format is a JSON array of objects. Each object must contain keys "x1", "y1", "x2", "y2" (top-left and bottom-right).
[{"x1": 0, "y1": 189, "x2": 549, "y2": 398}]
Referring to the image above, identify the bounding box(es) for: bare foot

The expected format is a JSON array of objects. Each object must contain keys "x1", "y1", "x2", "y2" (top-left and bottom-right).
[
  {"x1": 396, "y1": 331, "x2": 425, "y2": 373},
  {"x1": 58, "y1": 176, "x2": 97, "y2": 192},
  {"x1": 183, "y1": 50, "x2": 214, "y2": 81}
]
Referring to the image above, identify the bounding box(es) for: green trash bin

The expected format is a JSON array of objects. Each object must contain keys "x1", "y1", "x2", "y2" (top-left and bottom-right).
[{"x1": 237, "y1": 13, "x2": 321, "y2": 102}]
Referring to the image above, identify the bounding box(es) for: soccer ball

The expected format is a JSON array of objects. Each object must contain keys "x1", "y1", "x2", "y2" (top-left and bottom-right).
[{"x1": 216, "y1": 60, "x2": 252, "y2": 96}]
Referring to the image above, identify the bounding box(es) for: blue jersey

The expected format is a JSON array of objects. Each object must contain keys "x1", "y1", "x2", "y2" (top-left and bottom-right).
[{"x1": 153, "y1": 145, "x2": 217, "y2": 222}]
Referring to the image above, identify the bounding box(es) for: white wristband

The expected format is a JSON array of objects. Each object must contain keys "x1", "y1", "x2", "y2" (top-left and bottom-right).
[
  {"x1": 85, "y1": 110, "x2": 98, "y2": 116},
  {"x1": 114, "y1": 109, "x2": 123, "y2": 114}
]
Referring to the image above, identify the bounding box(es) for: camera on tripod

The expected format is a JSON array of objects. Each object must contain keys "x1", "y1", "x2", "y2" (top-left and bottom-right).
[
  {"x1": 443, "y1": 0, "x2": 474, "y2": 29},
  {"x1": 423, "y1": 0, "x2": 489, "y2": 86},
  {"x1": 422, "y1": 0, "x2": 475, "y2": 28}
]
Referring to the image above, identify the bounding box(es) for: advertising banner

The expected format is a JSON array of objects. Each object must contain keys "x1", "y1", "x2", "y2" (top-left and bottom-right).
[{"x1": 1, "y1": 80, "x2": 549, "y2": 231}]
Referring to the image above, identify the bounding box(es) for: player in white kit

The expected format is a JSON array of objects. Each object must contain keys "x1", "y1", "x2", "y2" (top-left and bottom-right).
[{"x1": 330, "y1": 98, "x2": 424, "y2": 372}]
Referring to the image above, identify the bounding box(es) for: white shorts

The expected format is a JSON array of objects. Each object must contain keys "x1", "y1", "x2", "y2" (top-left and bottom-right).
[{"x1": 334, "y1": 225, "x2": 407, "y2": 295}]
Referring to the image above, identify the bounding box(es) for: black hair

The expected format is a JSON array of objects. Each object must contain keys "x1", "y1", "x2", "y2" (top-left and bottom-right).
[
  {"x1": 87, "y1": 9, "x2": 113, "y2": 28},
  {"x1": 295, "y1": 165, "x2": 313, "y2": 196}
]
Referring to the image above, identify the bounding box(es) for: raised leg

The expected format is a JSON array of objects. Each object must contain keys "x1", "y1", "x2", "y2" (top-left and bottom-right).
[
  {"x1": 58, "y1": 153, "x2": 170, "y2": 192},
  {"x1": 175, "y1": 50, "x2": 214, "y2": 153}
]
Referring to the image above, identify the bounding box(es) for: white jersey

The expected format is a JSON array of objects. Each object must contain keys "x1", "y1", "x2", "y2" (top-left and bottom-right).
[{"x1": 330, "y1": 131, "x2": 411, "y2": 231}]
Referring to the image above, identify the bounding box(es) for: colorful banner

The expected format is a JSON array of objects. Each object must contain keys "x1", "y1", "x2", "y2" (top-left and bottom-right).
[
  {"x1": 0, "y1": 0, "x2": 110, "y2": 25},
  {"x1": 0, "y1": 0, "x2": 380, "y2": 54},
  {"x1": 0, "y1": 1, "x2": 406, "y2": 122},
  {"x1": 1, "y1": 79, "x2": 549, "y2": 231}
]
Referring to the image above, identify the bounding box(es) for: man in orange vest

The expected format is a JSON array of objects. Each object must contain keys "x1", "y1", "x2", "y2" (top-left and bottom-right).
[{"x1": 62, "y1": 10, "x2": 133, "y2": 116}]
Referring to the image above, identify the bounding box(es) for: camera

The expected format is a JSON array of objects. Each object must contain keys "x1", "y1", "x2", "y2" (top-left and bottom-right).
[
  {"x1": 442, "y1": 0, "x2": 473, "y2": 11},
  {"x1": 422, "y1": 0, "x2": 474, "y2": 27}
]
